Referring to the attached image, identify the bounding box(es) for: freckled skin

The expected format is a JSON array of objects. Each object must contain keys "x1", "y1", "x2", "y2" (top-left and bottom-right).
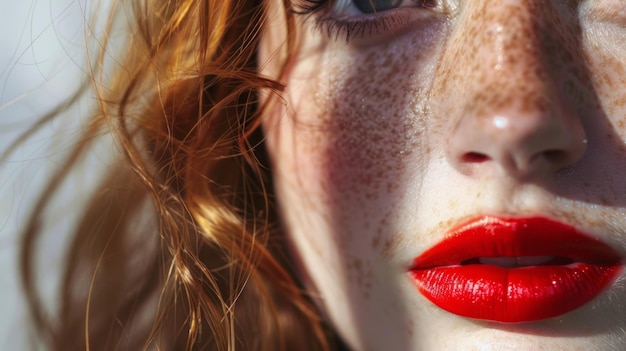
[{"x1": 261, "y1": 1, "x2": 626, "y2": 350}]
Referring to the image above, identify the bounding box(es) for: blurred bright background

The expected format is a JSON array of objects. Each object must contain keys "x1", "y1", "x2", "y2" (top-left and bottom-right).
[{"x1": 1, "y1": 0, "x2": 106, "y2": 348}]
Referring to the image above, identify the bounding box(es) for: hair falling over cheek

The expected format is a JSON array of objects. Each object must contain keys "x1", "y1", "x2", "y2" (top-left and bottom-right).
[{"x1": 11, "y1": 0, "x2": 337, "y2": 350}]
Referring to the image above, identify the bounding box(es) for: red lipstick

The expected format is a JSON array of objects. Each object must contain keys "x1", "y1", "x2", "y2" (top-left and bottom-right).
[{"x1": 408, "y1": 217, "x2": 623, "y2": 323}]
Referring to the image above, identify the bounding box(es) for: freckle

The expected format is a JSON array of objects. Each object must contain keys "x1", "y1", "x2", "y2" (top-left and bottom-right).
[
  {"x1": 614, "y1": 95, "x2": 626, "y2": 109},
  {"x1": 354, "y1": 259, "x2": 362, "y2": 272},
  {"x1": 372, "y1": 236, "x2": 380, "y2": 249},
  {"x1": 383, "y1": 239, "x2": 393, "y2": 254},
  {"x1": 386, "y1": 182, "x2": 397, "y2": 193},
  {"x1": 383, "y1": 233, "x2": 404, "y2": 257},
  {"x1": 407, "y1": 320, "x2": 414, "y2": 335},
  {"x1": 448, "y1": 199, "x2": 458, "y2": 209}
]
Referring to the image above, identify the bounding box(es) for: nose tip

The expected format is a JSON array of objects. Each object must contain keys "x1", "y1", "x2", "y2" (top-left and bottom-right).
[{"x1": 446, "y1": 106, "x2": 588, "y2": 179}]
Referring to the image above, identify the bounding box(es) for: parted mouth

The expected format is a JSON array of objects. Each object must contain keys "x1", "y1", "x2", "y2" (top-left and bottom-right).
[
  {"x1": 460, "y1": 255, "x2": 573, "y2": 267},
  {"x1": 408, "y1": 216, "x2": 623, "y2": 323}
]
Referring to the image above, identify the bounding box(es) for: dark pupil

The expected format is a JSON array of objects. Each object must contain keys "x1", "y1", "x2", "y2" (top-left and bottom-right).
[{"x1": 353, "y1": 0, "x2": 403, "y2": 14}]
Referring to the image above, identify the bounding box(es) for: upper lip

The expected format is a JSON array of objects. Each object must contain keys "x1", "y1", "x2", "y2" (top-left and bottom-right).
[{"x1": 410, "y1": 216, "x2": 622, "y2": 269}]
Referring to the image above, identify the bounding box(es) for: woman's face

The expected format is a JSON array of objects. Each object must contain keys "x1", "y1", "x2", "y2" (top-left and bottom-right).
[{"x1": 260, "y1": 1, "x2": 626, "y2": 350}]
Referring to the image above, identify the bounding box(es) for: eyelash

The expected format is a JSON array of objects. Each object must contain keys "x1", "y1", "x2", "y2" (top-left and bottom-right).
[
  {"x1": 316, "y1": 13, "x2": 407, "y2": 41},
  {"x1": 293, "y1": 0, "x2": 329, "y2": 14},
  {"x1": 293, "y1": 0, "x2": 435, "y2": 42}
]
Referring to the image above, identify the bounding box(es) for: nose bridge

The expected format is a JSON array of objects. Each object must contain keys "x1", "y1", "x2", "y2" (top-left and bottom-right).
[
  {"x1": 464, "y1": 1, "x2": 554, "y2": 117},
  {"x1": 436, "y1": 0, "x2": 587, "y2": 179}
]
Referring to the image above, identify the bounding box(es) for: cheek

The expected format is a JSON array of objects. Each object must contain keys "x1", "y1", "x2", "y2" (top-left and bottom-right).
[
  {"x1": 282, "y1": 38, "x2": 443, "y2": 203},
  {"x1": 583, "y1": 39, "x2": 626, "y2": 137},
  {"x1": 265, "y1": 36, "x2": 442, "y2": 258},
  {"x1": 261, "y1": 37, "x2": 446, "y2": 341},
  {"x1": 298, "y1": 68, "x2": 424, "y2": 204}
]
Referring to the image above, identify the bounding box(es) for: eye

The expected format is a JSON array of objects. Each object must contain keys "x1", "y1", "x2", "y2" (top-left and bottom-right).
[
  {"x1": 297, "y1": 0, "x2": 451, "y2": 42},
  {"x1": 353, "y1": 0, "x2": 403, "y2": 14}
]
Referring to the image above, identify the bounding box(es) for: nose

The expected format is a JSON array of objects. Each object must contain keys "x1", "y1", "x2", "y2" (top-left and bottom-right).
[
  {"x1": 446, "y1": 99, "x2": 588, "y2": 179},
  {"x1": 439, "y1": 1, "x2": 587, "y2": 180}
]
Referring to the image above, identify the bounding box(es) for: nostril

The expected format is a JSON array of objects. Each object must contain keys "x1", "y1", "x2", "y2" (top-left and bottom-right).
[
  {"x1": 543, "y1": 149, "x2": 566, "y2": 163},
  {"x1": 461, "y1": 152, "x2": 490, "y2": 163},
  {"x1": 538, "y1": 149, "x2": 577, "y2": 170}
]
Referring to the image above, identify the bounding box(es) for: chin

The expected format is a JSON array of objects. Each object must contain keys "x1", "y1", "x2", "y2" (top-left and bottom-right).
[
  {"x1": 408, "y1": 300, "x2": 626, "y2": 351},
  {"x1": 432, "y1": 324, "x2": 623, "y2": 351}
]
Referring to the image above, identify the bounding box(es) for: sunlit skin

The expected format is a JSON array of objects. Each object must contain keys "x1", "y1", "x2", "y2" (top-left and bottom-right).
[{"x1": 261, "y1": 1, "x2": 626, "y2": 350}]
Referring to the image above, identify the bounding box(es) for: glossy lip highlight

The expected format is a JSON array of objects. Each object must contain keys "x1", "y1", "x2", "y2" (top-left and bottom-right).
[{"x1": 408, "y1": 216, "x2": 623, "y2": 323}]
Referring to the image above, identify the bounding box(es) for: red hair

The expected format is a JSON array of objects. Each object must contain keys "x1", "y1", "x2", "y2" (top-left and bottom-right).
[{"x1": 8, "y1": 0, "x2": 337, "y2": 349}]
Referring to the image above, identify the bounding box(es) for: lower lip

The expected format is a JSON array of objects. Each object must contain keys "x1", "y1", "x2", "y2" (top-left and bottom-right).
[
  {"x1": 409, "y1": 217, "x2": 623, "y2": 323},
  {"x1": 410, "y1": 263, "x2": 621, "y2": 323}
]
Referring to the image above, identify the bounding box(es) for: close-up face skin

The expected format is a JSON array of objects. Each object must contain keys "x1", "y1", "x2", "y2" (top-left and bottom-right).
[{"x1": 260, "y1": 0, "x2": 626, "y2": 350}]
